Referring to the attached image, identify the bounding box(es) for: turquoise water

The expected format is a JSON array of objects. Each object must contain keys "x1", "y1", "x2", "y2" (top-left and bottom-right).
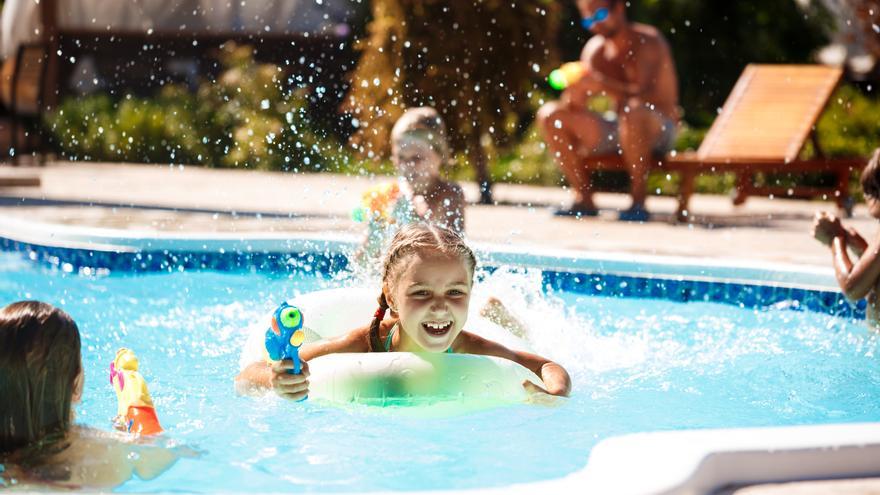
[{"x1": 1, "y1": 252, "x2": 879, "y2": 491}]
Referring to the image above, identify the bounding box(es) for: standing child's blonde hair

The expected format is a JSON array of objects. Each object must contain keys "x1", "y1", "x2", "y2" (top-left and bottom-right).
[
  {"x1": 368, "y1": 223, "x2": 476, "y2": 351},
  {"x1": 390, "y1": 107, "x2": 451, "y2": 165}
]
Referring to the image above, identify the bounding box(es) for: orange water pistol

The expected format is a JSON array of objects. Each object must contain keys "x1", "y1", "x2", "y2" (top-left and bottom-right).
[
  {"x1": 109, "y1": 348, "x2": 163, "y2": 436},
  {"x1": 351, "y1": 182, "x2": 401, "y2": 223}
]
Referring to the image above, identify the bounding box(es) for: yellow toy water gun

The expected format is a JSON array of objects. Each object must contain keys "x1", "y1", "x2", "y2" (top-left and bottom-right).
[
  {"x1": 352, "y1": 182, "x2": 401, "y2": 223},
  {"x1": 109, "y1": 348, "x2": 163, "y2": 436},
  {"x1": 548, "y1": 61, "x2": 586, "y2": 90}
]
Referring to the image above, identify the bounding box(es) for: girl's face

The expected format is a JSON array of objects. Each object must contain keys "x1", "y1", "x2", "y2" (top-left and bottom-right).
[
  {"x1": 392, "y1": 137, "x2": 442, "y2": 188},
  {"x1": 386, "y1": 251, "x2": 472, "y2": 352}
]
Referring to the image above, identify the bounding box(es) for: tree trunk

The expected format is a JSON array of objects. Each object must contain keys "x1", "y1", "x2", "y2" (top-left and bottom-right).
[{"x1": 468, "y1": 132, "x2": 493, "y2": 204}]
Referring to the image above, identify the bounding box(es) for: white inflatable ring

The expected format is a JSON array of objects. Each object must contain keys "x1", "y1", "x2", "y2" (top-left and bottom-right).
[{"x1": 240, "y1": 288, "x2": 542, "y2": 408}]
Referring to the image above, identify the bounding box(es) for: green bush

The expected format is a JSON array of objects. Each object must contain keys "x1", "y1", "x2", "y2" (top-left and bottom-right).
[{"x1": 46, "y1": 43, "x2": 349, "y2": 172}]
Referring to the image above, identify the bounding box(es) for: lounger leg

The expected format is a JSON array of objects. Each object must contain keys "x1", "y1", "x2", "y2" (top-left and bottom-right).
[
  {"x1": 733, "y1": 173, "x2": 751, "y2": 205},
  {"x1": 676, "y1": 170, "x2": 695, "y2": 222}
]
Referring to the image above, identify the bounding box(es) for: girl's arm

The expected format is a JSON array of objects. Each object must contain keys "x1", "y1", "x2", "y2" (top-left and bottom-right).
[
  {"x1": 832, "y1": 230, "x2": 880, "y2": 301},
  {"x1": 234, "y1": 326, "x2": 372, "y2": 397},
  {"x1": 845, "y1": 227, "x2": 869, "y2": 257},
  {"x1": 457, "y1": 331, "x2": 571, "y2": 397}
]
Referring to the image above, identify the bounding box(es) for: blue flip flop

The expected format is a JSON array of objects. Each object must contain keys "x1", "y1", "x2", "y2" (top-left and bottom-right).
[{"x1": 618, "y1": 206, "x2": 650, "y2": 222}]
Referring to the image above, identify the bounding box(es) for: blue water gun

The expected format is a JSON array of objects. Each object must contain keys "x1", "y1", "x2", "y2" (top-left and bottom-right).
[{"x1": 265, "y1": 302, "x2": 306, "y2": 380}]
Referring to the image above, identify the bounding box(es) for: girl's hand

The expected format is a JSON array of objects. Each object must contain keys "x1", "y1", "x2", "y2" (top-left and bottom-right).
[
  {"x1": 269, "y1": 360, "x2": 310, "y2": 401},
  {"x1": 812, "y1": 212, "x2": 843, "y2": 246},
  {"x1": 522, "y1": 380, "x2": 561, "y2": 406}
]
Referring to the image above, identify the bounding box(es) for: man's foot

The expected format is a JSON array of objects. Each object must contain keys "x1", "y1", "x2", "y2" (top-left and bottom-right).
[
  {"x1": 618, "y1": 206, "x2": 650, "y2": 222},
  {"x1": 553, "y1": 203, "x2": 599, "y2": 218}
]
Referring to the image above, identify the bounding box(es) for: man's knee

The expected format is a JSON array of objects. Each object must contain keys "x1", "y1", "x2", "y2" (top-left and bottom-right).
[
  {"x1": 619, "y1": 108, "x2": 661, "y2": 144},
  {"x1": 536, "y1": 101, "x2": 564, "y2": 131}
]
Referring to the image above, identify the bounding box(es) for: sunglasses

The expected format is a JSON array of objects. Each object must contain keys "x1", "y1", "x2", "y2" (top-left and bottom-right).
[{"x1": 581, "y1": 7, "x2": 609, "y2": 29}]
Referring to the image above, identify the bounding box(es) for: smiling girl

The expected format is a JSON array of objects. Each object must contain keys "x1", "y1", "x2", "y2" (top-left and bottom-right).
[{"x1": 236, "y1": 223, "x2": 571, "y2": 400}]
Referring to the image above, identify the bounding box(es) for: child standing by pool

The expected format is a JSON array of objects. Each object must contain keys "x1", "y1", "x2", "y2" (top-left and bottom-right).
[
  {"x1": 0, "y1": 301, "x2": 182, "y2": 489},
  {"x1": 359, "y1": 107, "x2": 465, "y2": 258},
  {"x1": 237, "y1": 223, "x2": 571, "y2": 400},
  {"x1": 812, "y1": 148, "x2": 880, "y2": 325}
]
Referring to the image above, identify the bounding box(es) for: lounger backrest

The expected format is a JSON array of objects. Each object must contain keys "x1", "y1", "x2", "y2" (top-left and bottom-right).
[{"x1": 696, "y1": 64, "x2": 842, "y2": 163}]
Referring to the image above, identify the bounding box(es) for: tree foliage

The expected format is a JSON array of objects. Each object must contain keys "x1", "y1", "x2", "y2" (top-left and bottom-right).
[
  {"x1": 47, "y1": 43, "x2": 342, "y2": 171},
  {"x1": 343, "y1": 0, "x2": 560, "y2": 199}
]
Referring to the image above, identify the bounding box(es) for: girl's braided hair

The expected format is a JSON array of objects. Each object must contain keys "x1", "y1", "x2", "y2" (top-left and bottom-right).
[{"x1": 368, "y1": 223, "x2": 476, "y2": 351}]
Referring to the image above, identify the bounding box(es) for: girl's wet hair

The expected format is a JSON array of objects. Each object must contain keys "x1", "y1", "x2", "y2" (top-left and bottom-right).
[
  {"x1": 368, "y1": 223, "x2": 476, "y2": 351},
  {"x1": 0, "y1": 301, "x2": 81, "y2": 457},
  {"x1": 860, "y1": 148, "x2": 880, "y2": 199}
]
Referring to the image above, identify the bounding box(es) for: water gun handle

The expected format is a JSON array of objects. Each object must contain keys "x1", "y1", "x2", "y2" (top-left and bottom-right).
[
  {"x1": 265, "y1": 302, "x2": 307, "y2": 399},
  {"x1": 291, "y1": 350, "x2": 302, "y2": 375}
]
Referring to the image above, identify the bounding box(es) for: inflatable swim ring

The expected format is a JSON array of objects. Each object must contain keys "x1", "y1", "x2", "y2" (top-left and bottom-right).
[{"x1": 239, "y1": 287, "x2": 542, "y2": 407}]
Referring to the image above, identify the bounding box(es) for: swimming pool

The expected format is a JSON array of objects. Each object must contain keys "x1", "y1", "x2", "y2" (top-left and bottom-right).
[{"x1": 1, "y1": 221, "x2": 879, "y2": 493}]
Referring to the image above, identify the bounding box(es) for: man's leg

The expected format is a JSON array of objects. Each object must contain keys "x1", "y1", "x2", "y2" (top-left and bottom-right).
[
  {"x1": 537, "y1": 101, "x2": 611, "y2": 210},
  {"x1": 618, "y1": 101, "x2": 664, "y2": 211}
]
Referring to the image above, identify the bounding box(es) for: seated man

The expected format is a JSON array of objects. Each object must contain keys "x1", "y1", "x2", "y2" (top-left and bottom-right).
[{"x1": 537, "y1": 0, "x2": 679, "y2": 221}]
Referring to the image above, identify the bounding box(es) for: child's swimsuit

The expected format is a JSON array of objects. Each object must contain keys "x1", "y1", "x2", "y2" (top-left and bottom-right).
[{"x1": 375, "y1": 323, "x2": 454, "y2": 353}]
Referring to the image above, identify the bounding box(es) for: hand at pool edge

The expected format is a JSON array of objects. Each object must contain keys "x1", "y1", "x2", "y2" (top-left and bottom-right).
[
  {"x1": 522, "y1": 380, "x2": 562, "y2": 406},
  {"x1": 269, "y1": 359, "x2": 310, "y2": 401}
]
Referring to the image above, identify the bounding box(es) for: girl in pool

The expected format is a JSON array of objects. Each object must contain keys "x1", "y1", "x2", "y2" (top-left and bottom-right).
[
  {"x1": 237, "y1": 223, "x2": 571, "y2": 400},
  {"x1": 812, "y1": 148, "x2": 880, "y2": 326},
  {"x1": 359, "y1": 107, "x2": 466, "y2": 259},
  {"x1": 358, "y1": 106, "x2": 528, "y2": 336},
  {"x1": 0, "y1": 301, "x2": 183, "y2": 489}
]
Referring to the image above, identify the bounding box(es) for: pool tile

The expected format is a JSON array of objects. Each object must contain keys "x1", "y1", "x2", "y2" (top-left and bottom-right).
[{"x1": 0, "y1": 235, "x2": 865, "y2": 320}]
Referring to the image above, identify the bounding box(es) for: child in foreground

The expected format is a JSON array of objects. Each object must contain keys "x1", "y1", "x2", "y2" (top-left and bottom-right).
[
  {"x1": 359, "y1": 107, "x2": 465, "y2": 258},
  {"x1": 0, "y1": 301, "x2": 182, "y2": 489},
  {"x1": 812, "y1": 148, "x2": 880, "y2": 326},
  {"x1": 237, "y1": 223, "x2": 571, "y2": 400}
]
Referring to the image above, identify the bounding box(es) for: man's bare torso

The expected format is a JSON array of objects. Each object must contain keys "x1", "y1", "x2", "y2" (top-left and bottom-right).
[{"x1": 582, "y1": 23, "x2": 679, "y2": 120}]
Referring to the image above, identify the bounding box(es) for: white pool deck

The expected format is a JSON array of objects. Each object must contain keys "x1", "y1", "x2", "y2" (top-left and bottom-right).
[{"x1": 1, "y1": 161, "x2": 879, "y2": 494}]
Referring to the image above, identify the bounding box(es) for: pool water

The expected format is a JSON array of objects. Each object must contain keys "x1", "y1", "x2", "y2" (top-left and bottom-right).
[{"x1": 1, "y1": 252, "x2": 879, "y2": 492}]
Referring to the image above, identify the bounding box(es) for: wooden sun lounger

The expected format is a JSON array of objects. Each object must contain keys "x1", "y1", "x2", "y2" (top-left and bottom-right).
[{"x1": 584, "y1": 64, "x2": 863, "y2": 220}]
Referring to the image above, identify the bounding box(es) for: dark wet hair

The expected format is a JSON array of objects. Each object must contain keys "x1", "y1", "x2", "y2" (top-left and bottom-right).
[
  {"x1": 0, "y1": 301, "x2": 82, "y2": 456},
  {"x1": 368, "y1": 223, "x2": 477, "y2": 352},
  {"x1": 860, "y1": 148, "x2": 880, "y2": 199}
]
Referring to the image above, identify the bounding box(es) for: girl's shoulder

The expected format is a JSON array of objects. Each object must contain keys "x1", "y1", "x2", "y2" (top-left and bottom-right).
[
  {"x1": 9, "y1": 427, "x2": 136, "y2": 490},
  {"x1": 452, "y1": 329, "x2": 490, "y2": 354}
]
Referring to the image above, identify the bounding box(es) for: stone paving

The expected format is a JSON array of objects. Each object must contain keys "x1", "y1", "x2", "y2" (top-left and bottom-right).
[{"x1": 1, "y1": 161, "x2": 875, "y2": 268}]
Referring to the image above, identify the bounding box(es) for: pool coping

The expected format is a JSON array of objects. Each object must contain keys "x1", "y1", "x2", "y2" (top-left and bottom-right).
[
  {"x1": 0, "y1": 215, "x2": 838, "y2": 289},
  {"x1": 1, "y1": 216, "x2": 878, "y2": 494}
]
